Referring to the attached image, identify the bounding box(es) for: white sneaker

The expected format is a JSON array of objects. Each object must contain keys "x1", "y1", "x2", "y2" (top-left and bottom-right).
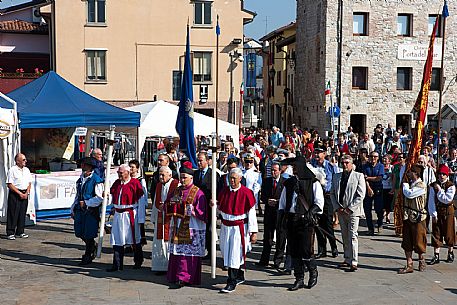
[
  {"x1": 7, "y1": 235, "x2": 16, "y2": 240},
  {"x1": 17, "y1": 233, "x2": 28, "y2": 238}
]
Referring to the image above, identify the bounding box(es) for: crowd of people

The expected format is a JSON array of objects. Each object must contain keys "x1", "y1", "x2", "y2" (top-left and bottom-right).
[{"x1": 5, "y1": 122, "x2": 457, "y2": 293}]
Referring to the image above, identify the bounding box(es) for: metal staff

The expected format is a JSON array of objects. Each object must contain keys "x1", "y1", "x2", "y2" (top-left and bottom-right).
[{"x1": 97, "y1": 125, "x2": 115, "y2": 258}]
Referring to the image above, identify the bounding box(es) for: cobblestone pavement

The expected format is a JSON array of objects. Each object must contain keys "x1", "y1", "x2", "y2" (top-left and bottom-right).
[{"x1": 1, "y1": 215, "x2": 456, "y2": 305}]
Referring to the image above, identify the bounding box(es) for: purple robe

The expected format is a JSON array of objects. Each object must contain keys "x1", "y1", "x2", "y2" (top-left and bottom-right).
[{"x1": 167, "y1": 183, "x2": 207, "y2": 285}]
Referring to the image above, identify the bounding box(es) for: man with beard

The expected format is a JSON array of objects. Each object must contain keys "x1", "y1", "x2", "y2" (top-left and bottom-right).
[{"x1": 279, "y1": 156, "x2": 324, "y2": 290}]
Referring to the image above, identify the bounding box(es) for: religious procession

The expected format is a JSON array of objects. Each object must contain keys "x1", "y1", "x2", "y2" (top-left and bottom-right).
[{"x1": 1, "y1": 0, "x2": 457, "y2": 304}]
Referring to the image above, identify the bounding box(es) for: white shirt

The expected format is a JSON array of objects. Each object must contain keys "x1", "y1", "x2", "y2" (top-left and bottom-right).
[
  {"x1": 243, "y1": 167, "x2": 262, "y2": 201},
  {"x1": 422, "y1": 167, "x2": 436, "y2": 186},
  {"x1": 428, "y1": 181, "x2": 456, "y2": 218},
  {"x1": 7, "y1": 165, "x2": 32, "y2": 190},
  {"x1": 161, "y1": 179, "x2": 173, "y2": 202},
  {"x1": 278, "y1": 180, "x2": 324, "y2": 214}
]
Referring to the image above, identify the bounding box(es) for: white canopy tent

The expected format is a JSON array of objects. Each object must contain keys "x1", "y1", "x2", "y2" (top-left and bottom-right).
[{"x1": 127, "y1": 100, "x2": 240, "y2": 156}]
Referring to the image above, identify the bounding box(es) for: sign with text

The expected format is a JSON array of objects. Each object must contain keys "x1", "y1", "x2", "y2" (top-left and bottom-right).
[
  {"x1": 31, "y1": 172, "x2": 118, "y2": 211},
  {"x1": 397, "y1": 43, "x2": 442, "y2": 61},
  {"x1": 0, "y1": 108, "x2": 14, "y2": 139},
  {"x1": 74, "y1": 127, "x2": 88, "y2": 136}
]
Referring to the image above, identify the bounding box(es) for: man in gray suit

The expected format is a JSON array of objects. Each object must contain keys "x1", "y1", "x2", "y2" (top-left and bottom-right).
[{"x1": 331, "y1": 155, "x2": 366, "y2": 272}]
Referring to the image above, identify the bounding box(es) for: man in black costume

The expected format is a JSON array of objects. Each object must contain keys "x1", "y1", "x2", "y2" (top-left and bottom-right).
[{"x1": 279, "y1": 156, "x2": 324, "y2": 290}]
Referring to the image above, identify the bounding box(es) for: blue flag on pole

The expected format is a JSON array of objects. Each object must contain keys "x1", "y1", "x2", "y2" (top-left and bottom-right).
[
  {"x1": 216, "y1": 16, "x2": 220, "y2": 36},
  {"x1": 175, "y1": 25, "x2": 198, "y2": 168},
  {"x1": 443, "y1": 0, "x2": 450, "y2": 18}
]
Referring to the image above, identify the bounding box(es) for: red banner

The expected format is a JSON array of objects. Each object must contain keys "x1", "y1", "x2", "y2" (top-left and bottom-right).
[{"x1": 393, "y1": 17, "x2": 439, "y2": 236}]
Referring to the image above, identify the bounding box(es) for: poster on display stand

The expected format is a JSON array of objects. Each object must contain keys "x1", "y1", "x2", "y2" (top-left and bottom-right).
[
  {"x1": 0, "y1": 107, "x2": 16, "y2": 223},
  {"x1": 30, "y1": 171, "x2": 118, "y2": 220}
]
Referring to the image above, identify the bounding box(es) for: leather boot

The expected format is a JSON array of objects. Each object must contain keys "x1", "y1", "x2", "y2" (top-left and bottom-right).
[
  {"x1": 307, "y1": 269, "x2": 318, "y2": 289},
  {"x1": 306, "y1": 260, "x2": 318, "y2": 289},
  {"x1": 428, "y1": 254, "x2": 440, "y2": 265},
  {"x1": 446, "y1": 252, "x2": 454, "y2": 263},
  {"x1": 288, "y1": 279, "x2": 305, "y2": 291}
]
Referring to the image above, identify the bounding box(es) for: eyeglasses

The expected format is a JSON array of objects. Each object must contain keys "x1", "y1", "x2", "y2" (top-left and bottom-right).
[{"x1": 245, "y1": 160, "x2": 254, "y2": 163}]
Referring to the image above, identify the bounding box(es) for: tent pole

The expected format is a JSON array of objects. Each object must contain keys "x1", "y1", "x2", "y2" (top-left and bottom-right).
[
  {"x1": 85, "y1": 129, "x2": 93, "y2": 157},
  {"x1": 210, "y1": 134, "x2": 217, "y2": 279},
  {"x1": 0, "y1": 92, "x2": 19, "y2": 166},
  {"x1": 97, "y1": 125, "x2": 115, "y2": 258}
]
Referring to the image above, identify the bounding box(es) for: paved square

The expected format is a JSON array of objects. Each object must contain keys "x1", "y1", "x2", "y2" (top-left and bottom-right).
[{"x1": 1, "y1": 217, "x2": 456, "y2": 305}]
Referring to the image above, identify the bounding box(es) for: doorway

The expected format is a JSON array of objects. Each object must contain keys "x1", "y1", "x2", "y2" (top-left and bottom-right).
[
  {"x1": 350, "y1": 114, "x2": 367, "y2": 134},
  {"x1": 396, "y1": 114, "x2": 412, "y2": 133}
]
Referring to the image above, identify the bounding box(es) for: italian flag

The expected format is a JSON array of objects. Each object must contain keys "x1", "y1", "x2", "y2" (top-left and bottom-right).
[
  {"x1": 325, "y1": 81, "x2": 331, "y2": 95},
  {"x1": 240, "y1": 82, "x2": 244, "y2": 95}
]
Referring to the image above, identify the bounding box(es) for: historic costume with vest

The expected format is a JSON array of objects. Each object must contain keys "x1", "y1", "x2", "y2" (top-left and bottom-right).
[
  {"x1": 279, "y1": 156, "x2": 324, "y2": 290},
  {"x1": 428, "y1": 164, "x2": 456, "y2": 264},
  {"x1": 71, "y1": 157, "x2": 104, "y2": 266},
  {"x1": 402, "y1": 177, "x2": 428, "y2": 255}
]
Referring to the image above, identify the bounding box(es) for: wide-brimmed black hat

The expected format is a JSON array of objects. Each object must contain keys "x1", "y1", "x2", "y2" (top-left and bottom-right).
[
  {"x1": 281, "y1": 156, "x2": 315, "y2": 180},
  {"x1": 80, "y1": 157, "x2": 97, "y2": 168}
]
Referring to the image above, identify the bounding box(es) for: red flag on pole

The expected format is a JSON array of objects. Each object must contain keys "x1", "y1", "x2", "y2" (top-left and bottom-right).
[
  {"x1": 325, "y1": 80, "x2": 331, "y2": 95},
  {"x1": 393, "y1": 16, "x2": 439, "y2": 236}
]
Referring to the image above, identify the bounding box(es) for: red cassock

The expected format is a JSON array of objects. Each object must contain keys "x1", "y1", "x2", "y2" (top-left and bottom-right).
[
  {"x1": 110, "y1": 178, "x2": 144, "y2": 245},
  {"x1": 218, "y1": 185, "x2": 256, "y2": 216},
  {"x1": 218, "y1": 185, "x2": 256, "y2": 268}
]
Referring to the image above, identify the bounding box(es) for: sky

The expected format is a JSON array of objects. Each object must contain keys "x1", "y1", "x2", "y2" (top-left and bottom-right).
[
  {"x1": 244, "y1": 0, "x2": 296, "y2": 40},
  {"x1": 0, "y1": 0, "x2": 32, "y2": 9},
  {"x1": 1, "y1": 0, "x2": 297, "y2": 41}
]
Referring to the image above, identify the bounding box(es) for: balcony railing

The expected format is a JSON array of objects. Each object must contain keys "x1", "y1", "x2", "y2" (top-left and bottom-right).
[{"x1": 0, "y1": 72, "x2": 41, "y2": 79}]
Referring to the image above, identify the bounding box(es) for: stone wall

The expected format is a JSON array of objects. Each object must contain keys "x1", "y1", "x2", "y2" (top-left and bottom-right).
[{"x1": 296, "y1": 0, "x2": 457, "y2": 135}]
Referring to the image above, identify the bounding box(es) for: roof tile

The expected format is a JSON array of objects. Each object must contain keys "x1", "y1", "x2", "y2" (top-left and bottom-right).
[{"x1": 0, "y1": 19, "x2": 48, "y2": 34}]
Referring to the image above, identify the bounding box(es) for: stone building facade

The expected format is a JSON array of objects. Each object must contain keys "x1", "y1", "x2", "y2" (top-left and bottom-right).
[{"x1": 295, "y1": 0, "x2": 457, "y2": 135}]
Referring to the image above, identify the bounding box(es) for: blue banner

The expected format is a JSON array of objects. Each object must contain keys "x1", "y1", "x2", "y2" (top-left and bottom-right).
[
  {"x1": 443, "y1": 0, "x2": 450, "y2": 18},
  {"x1": 175, "y1": 26, "x2": 198, "y2": 168}
]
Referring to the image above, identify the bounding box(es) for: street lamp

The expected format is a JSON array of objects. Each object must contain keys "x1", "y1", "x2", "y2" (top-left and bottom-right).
[
  {"x1": 284, "y1": 87, "x2": 291, "y2": 130},
  {"x1": 268, "y1": 66, "x2": 276, "y2": 127},
  {"x1": 229, "y1": 50, "x2": 243, "y2": 124}
]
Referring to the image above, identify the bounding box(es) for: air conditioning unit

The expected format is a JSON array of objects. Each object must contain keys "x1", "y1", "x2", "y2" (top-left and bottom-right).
[{"x1": 32, "y1": 7, "x2": 42, "y2": 23}]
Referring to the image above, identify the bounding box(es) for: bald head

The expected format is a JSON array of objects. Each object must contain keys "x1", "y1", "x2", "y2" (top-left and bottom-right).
[{"x1": 15, "y1": 153, "x2": 27, "y2": 168}]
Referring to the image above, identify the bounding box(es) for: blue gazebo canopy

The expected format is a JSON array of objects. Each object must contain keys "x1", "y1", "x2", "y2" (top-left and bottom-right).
[{"x1": 0, "y1": 71, "x2": 140, "y2": 128}]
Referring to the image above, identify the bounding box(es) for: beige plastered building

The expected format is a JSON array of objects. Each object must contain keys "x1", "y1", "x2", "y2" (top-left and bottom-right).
[{"x1": 39, "y1": 0, "x2": 254, "y2": 122}]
